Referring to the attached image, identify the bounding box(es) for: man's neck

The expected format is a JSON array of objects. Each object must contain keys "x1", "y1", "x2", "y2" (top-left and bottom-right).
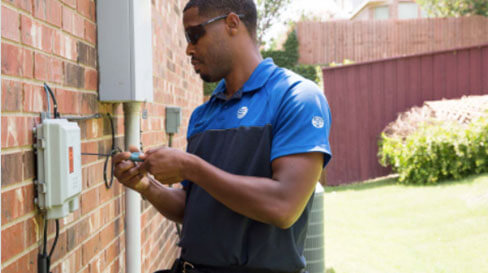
[{"x1": 224, "y1": 48, "x2": 262, "y2": 99}]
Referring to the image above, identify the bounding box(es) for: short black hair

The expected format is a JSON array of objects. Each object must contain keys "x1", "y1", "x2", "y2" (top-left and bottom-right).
[{"x1": 184, "y1": 0, "x2": 257, "y2": 41}]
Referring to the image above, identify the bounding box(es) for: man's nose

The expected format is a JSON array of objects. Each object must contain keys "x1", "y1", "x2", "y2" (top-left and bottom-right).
[{"x1": 186, "y1": 42, "x2": 196, "y2": 56}]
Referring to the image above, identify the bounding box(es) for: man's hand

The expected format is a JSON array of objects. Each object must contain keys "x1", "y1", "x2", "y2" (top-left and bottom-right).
[
  {"x1": 139, "y1": 146, "x2": 188, "y2": 185},
  {"x1": 113, "y1": 145, "x2": 150, "y2": 193}
]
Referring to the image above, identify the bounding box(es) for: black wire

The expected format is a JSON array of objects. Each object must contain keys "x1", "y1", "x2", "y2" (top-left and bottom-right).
[
  {"x1": 48, "y1": 220, "x2": 59, "y2": 258},
  {"x1": 104, "y1": 113, "x2": 120, "y2": 189},
  {"x1": 43, "y1": 83, "x2": 59, "y2": 119},
  {"x1": 77, "y1": 114, "x2": 119, "y2": 189}
]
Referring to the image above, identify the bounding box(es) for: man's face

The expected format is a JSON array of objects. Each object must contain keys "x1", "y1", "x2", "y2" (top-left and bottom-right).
[{"x1": 183, "y1": 7, "x2": 232, "y2": 83}]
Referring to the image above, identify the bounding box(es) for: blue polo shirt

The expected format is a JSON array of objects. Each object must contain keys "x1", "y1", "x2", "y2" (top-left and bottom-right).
[{"x1": 179, "y1": 58, "x2": 332, "y2": 272}]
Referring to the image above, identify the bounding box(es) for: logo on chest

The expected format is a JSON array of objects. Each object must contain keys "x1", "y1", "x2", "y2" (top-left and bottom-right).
[
  {"x1": 237, "y1": 106, "x2": 249, "y2": 119},
  {"x1": 312, "y1": 116, "x2": 325, "y2": 128}
]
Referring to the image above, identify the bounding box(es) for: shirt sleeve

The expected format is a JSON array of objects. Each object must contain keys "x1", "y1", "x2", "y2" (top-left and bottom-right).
[{"x1": 271, "y1": 80, "x2": 332, "y2": 167}]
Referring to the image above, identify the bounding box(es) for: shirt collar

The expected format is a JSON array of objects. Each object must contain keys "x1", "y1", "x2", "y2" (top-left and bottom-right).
[{"x1": 211, "y1": 58, "x2": 276, "y2": 100}]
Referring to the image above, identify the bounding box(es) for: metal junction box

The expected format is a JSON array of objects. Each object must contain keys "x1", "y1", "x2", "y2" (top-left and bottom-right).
[
  {"x1": 35, "y1": 119, "x2": 82, "y2": 219},
  {"x1": 166, "y1": 106, "x2": 182, "y2": 134},
  {"x1": 97, "y1": 0, "x2": 153, "y2": 102}
]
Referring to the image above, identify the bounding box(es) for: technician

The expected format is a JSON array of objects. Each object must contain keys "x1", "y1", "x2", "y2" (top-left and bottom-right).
[{"x1": 114, "y1": 0, "x2": 332, "y2": 272}]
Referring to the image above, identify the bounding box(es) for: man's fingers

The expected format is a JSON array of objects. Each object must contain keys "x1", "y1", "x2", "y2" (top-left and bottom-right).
[
  {"x1": 128, "y1": 145, "x2": 140, "y2": 153},
  {"x1": 117, "y1": 166, "x2": 142, "y2": 184},
  {"x1": 144, "y1": 145, "x2": 167, "y2": 155},
  {"x1": 113, "y1": 152, "x2": 131, "y2": 165}
]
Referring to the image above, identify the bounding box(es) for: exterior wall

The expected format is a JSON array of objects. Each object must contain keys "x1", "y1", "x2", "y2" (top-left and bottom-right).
[
  {"x1": 1, "y1": 0, "x2": 203, "y2": 273},
  {"x1": 297, "y1": 16, "x2": 488, "y2": 65},
  {"x1": 352, "y1": 0, "x2": 423, "y2": 21},
  {"x1": 322, "y1": 45, "x2": 488, "y2": 185}
]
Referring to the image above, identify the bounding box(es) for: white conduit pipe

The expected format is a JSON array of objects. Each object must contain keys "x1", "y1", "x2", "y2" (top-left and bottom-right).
[{"x1": 124, "y1": 102, "x2": 142, "y2": 273}]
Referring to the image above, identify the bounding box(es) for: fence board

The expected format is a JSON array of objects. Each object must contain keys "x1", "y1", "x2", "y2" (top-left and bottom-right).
[
  {"x1": 297, "y1": 16, "x2": 488, "y2": 65},
  {"x1": 322, "y1": 45, "x2": 488, "y2": 185}
]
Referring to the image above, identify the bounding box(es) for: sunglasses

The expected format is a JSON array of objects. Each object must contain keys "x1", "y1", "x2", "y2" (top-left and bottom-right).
[{"x1": 185, "y1": 13, "x2": 245, "y2": 45}]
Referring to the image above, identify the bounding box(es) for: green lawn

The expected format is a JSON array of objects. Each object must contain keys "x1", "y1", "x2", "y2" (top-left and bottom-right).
[{"x1": 324, "y1": 174, "x2": 488, "y2": 273}]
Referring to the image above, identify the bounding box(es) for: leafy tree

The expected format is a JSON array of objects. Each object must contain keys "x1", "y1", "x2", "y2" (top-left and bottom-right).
[
  {"x1": 417, "y1": 0, "x2": 488, "y2": 17},
  {"x1": 256, "y1": 0, "x2": 292, "y2": 47}
]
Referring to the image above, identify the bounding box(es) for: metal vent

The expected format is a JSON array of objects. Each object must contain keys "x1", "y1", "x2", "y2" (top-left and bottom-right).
[{"x1": 304, "y1": 183, "x2": 325, "y2": 273}]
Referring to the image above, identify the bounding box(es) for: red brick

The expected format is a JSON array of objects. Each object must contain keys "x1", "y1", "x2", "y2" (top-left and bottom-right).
[
  {"x1": 84, "y1": 19, "x2": 96, "y2": 44},
  {"x1": 20, "y1": 14, "x2": 34, "y2": 46},
  {"x1": 53, "y1": 30, "x2": 77, "y2": 60},
  {"x1": 100, "y1": 220, "x2": 117, "y2": 249},
  {"x1": 85, "y1": 118, "x2": 102, "y2": 139},
  {"x1": 23, "y1": 150, "x2": 36, "y2": 180},
  {"x1": 81, "y1": 185, "x2": 99, "y2": 215},
  {"x1": 85, "y1": 69, "x2": 98, "y2": 90},
  {"x1": 2, "y1": 249, "x2": 37, "y2": 273},
  {"x1": 50, "y1": 57, "x2": 64, "y2": 84},
  {"x1": 99, "y1": 182, "x2": 114, "y2": 204},
  {"x1": 82, "y1": 233, "x2": 101, "y2": 265},
  {"x1": 23, "y1": 48, "x2": 34, "y2": 78},
  {"x1": 24, "y1": 217, "x2": 39, "y2": 247},
  {"x1": 77, "y1": 0, "x2": 96, "y2": 21},
  {"x1": 55, "y1": 88, "x2": 80, "y2": 115},
  {"x1": 49, "y1": 229, "x2": 67, "y2": 263},
  {"x1": 5, "y1": 0, "x2": 33, "y2": 13},
  {"x1": 81, "y1": 141, "x2": 98, "y2": 165},
  {"x1": 24, "y1": 116, "x2": 37, "y2": 146},
  {"x1": 32, "y1": 0, "x2": 47, "y2": 21},
  {"x1": 1, "y1": 45, "x2": 35, "y2": 78},
  {"x1": 20, "y1": 15, "x2": 53, "y2": 52},
  {"x1": 61, "y1": 0, "x2": 76, "y2": 8},
  {"x1": 64, "y1": 62, "x2": 85, "y2": 88},
  {"x1": 2, "y1": 43, "x2": 22, "y2": 77},
  {"x1": 34, "y1": 53, "x2": 62, "y2": 83},
  {"x1": 1, "y1": 221, "x2": 25, "y2": 263},
  {"x1": 41, "y1": 24, "x2": 54, "y2": 52},
  {"x1": 62, "y1": 6, "x2": 74, "y2": 33},
  {"x1": 2, "y1": 79, "x2": 23, "y2": 112},
  {"x1": 2, "y1": 6, "x2": 20, "y2": 42},
  {"x1": 73, "y1": 14, "x2": 85, "y2": 38},
  {"x1": 46, "y1": 0, "x2": 62, "y2": 27},
  {"x1": 23, "y1": 83, "x2": 46, "y2": 113},
  {"x1": 1, "y1": 152, "x2": 23, "y2": 187},
  {"x1": 1, "y1": 185, "x2": 35, "y2": 224},
  {"x1": 81, "y1": 93, "x2": 98, "y2": 114},
  {"x1": 1, "y1": 116, "x2": 28, "y2": 148},
  {"x1": 34, "y1": 52, "x2": 50, "y2": 81}
]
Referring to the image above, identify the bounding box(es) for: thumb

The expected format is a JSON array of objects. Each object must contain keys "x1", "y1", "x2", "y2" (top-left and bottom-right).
[{"x1": 128, "y1": 145, "x2": 140, "y2": 153}]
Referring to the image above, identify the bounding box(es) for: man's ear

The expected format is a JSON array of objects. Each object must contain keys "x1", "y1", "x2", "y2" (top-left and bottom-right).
[{"x1": 225, "y1": 12, "x2": 241, "y2": 36}]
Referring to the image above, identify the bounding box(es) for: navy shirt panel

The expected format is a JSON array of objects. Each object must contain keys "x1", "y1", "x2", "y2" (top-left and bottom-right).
[{"x1": 179, "y1": 58, "x2": 332, "y2": 271}]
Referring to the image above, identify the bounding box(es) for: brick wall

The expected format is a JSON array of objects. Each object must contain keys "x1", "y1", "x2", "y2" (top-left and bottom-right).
[
  {"x1": 1, "y1": 0, "x2": 203, "y2": 272},
  {"x1": 297, "y1": 15, "x2": 488, "y2": 65}
]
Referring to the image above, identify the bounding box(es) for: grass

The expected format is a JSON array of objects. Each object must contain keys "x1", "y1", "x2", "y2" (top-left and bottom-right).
[{"x1": 323, "y1": 173, "x2": 488, "y2": 273}]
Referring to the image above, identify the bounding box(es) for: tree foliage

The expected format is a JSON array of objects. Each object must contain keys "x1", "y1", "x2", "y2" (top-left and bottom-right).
[
  {"x1": 204, "y1": 30, "x2": 320, "y2": 96},
  {"x1": 417, "y1": 0, "x2": 488, "y2": 17},
  {"x1": 256, "y1": 0, "x2": 291, "y2": 46}
]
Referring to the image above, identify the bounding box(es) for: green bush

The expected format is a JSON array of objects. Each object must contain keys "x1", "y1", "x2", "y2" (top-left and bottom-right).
[{"x1": 378, "y1": 116, "x2": 488, "y2": 185}]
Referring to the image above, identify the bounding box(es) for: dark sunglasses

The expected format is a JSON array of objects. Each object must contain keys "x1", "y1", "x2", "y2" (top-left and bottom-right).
[{"x1": 185, "y1": 13, "x2": 245, "y2": 45}]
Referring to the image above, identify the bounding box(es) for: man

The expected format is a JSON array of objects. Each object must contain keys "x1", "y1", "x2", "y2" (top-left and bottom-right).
[{"x1": 113, "y1": 0, "x2": 332, "y2": 272}]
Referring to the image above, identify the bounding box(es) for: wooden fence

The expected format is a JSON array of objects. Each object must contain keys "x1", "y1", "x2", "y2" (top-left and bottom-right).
[
  {"x1": 297, "y1": 16, "x2": 488, "y2": 65},
  {"x1": 323, "y1": 44, "x2": 488, "y2": 185}
]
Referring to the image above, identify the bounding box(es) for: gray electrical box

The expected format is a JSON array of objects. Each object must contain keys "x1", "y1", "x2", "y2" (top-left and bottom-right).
[
  {"x1": 35, "y1": 119, "x2": 82, "y2": 219},
  {"x1": 166, "y1": 106, "x2": 182, "y2": 134},
  {"x1": 97, "y1": 0, "x2": 153, "y2": 102}
]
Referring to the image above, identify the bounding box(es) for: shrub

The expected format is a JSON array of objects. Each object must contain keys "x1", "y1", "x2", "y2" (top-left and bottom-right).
[{"x1": 378, "y1": 115, "x2": 488, "y2": 185}]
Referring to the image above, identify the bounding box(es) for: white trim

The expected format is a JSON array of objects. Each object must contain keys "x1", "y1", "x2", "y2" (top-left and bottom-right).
[{"x1": 348, "y1": 0, "x2": 387, "y2": 19}]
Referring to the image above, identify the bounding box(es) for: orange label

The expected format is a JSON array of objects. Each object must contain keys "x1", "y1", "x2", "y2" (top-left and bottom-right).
[{"x1": 69, "y1": 147, "x2": 74, "y2": 173}]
